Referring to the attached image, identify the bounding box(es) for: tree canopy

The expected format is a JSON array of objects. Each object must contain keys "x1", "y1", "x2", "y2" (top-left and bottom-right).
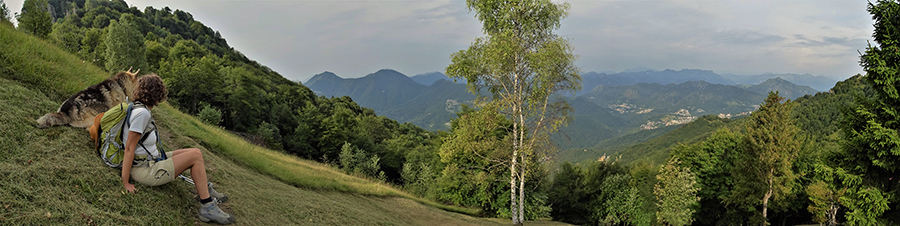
[
  {"x1": 837, "y1": 0, "x2": 900, "y2": 224},
  {"x1": 446, "y1": 0, "x2": 580, "y2": 224},
  {"x1": 17, "y1": 0, "x2": 52, "y2": 38}
]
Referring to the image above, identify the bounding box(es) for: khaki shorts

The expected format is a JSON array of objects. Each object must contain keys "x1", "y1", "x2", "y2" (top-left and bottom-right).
[{"x1": 131, "y1": 151, "x2": 176, "y2": 186}]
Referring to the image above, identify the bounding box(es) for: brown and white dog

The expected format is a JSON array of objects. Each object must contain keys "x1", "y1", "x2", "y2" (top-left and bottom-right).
[{"x1": 37, "y1": 69, "x2": 140, "y2": 128}]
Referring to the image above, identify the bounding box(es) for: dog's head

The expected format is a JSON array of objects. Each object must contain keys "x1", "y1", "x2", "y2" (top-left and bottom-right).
[{"x1": 116, "y1": 67, "x2": 141, "y2": 95}]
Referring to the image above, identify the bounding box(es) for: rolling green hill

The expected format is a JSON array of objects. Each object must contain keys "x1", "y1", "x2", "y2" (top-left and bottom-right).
[
  {"x1": 741, "y1": 77, "x2": 818, "y2": 100},
  {"x1": 727, "y1": 72, "x2": 838, "y2": 91},
  {"x1": 553, "y1": 96, "x2": 632, "y2": 150},
  {"x1": 577, "y1": 69, "x2": 735, "y2": 96},
  {"x1": 381, "y1": 79, "x2": 473, "y2": 130},
  {"x1": 0, "y1": 22, "x2": 572, "y2": 226},
  {"x1": 597, "y1": 74, "x2": 870, "y2": 166},
  {"x1": 306, "y1": 69, "x2": 428, "y2": 111},
  {"x1": 305, "y1": 70, "x2": 475, "y2": 131},
  {"x1": 583, "y1": 81, "x2": 763, "y2": 118},
  {"x1": 410, "y1": 72, "x2": 463, "y2": 86}
]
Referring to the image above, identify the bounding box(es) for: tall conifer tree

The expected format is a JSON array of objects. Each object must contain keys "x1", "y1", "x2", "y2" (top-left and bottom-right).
[
  {"x1": 839, "y1": 0, "x2": 900, "y2": 224},
  {"x1": 730, "y1": 91, "x2": 800, "y2": 226}
]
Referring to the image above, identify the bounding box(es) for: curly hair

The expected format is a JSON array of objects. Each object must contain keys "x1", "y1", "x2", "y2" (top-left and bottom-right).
[{"x1": 133, "y1": 73, "x2": 168, "y2": 107}]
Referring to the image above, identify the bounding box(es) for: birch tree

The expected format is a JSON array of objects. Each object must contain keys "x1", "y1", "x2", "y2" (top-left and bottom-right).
[{"x1": 446, "y1": 0, "x2": 580, "y2": 224}]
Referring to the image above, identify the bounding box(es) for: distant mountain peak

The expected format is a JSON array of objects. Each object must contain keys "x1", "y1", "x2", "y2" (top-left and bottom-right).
[
  {"x1": 762, "y1": 77, "x2": 789, "y2": 83},
  {"x1": 744, "y1": 77, "x2": 817, "y2": 99},
  {"x1": 305, "y1": 71, "x2": 341, "y2": 85},
  {"x1": 410, "y1": 71, "x2": 463, "y2": 86},
  {"x1": 314, "y1": 71, "x2": 339, "y2": 78},
  {"x1": 621, "y1": 67, "x2": 655, "y2": 73},
  {"x1": 367, "y1": 69, "x2": 409, "y2": 80}
]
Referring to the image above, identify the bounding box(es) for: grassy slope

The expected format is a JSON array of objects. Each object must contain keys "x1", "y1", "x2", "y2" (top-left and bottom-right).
[
  {"x1": 0, "y1": 25, "x2": 568, "y2": 225},
  {"x1": 613, "y1": 115, "x2": 745, "y2": 165}
]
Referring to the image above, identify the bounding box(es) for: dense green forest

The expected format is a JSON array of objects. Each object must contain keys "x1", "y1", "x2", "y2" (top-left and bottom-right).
[{"x1": 8, "y1": 0, "x2": 900, "y2": 225}]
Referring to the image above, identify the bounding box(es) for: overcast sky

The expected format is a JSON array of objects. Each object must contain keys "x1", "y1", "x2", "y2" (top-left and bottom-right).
[{"x1": 8, "y1": 0, "x2": 872, "y2": 82}]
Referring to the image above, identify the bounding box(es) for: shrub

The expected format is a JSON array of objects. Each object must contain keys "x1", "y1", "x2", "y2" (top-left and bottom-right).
[{"x1": 197, "y1": 103, "x2": 222, "y2": 126}]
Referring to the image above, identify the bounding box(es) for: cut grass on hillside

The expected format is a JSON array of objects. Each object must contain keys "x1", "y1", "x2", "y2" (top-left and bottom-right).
[
  {"x1": 0, "y1": 77, "x2": 492, "y2": 225},
  {"x1": 153, "y1": 103, "x2": 481, "y2": 215}
]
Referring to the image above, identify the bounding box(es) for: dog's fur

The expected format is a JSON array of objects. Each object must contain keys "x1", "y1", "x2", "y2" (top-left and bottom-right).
[{"x1": 37, "y1": 69, "x2": 140, "y2": 128}]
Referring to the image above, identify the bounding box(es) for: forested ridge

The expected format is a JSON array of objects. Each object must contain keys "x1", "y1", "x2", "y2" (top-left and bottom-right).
[{"x1": 8, "y1": 0, "x2": 900, "y2": 225}]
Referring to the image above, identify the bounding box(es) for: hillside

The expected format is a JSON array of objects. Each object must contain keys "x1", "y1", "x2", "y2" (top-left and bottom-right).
[
  {"x1": 0, "y1": 23, "x2": 573, "y2": 226},
  {"x1": 381, "y1": 79, "x2": 473, "y2": 130},
  {"x1": 410, "y1": 72, "x2": 463, "y2": 86},
  {"x1": 614, "y1": 115, "x2": 744, "y2": 165},
  {"x1": 556, "y1": 124, "x2": 680, "y2": 164},
  {"x1": 553, "y1": 97, "x2": 632, "y2": 149},
  {"x1": 306, "y1": 69, "x2": 428, "y2": 112},
  {"x1": 577, "y1": 69, "x2": 735, "y2": 96},
  {"x1": 610, "y1": 74, "x2": 871, "y2": 166},
  {"x1": 306, "y1": 70, "x2": 475, "y2": 131},
  {"x1": 741, "y1": 77, "x2": 818, "y2": 99},
  {"x1": 576, "y1": 81, "x2": 761, "y2": 135},
  {"x1": 727, "y1": 73, "x2": 838, "y2": 91}
]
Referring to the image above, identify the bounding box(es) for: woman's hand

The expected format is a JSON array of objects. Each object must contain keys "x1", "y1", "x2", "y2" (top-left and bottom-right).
[{"x1": 124, "y1": 183, "x2": 136, "y2": 193}]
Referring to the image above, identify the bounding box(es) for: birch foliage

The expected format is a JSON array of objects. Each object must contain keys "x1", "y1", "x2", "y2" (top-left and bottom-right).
[{"x1": 445, "y1": 0, "x2": 580, "y2": 224}]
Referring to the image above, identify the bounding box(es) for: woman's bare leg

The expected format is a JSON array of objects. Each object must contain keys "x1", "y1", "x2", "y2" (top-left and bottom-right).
[
  {"x1": 169, "y1": 148, "x2": 194, "y2": 158},
  {"x1": 172, "y1": 148, "x2": 210, "y2": 199}
]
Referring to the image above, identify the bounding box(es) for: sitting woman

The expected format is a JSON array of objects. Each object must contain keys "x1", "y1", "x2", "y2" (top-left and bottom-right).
[{"x1": 121, "y1": 74, "x2": 235, "y2": 225}]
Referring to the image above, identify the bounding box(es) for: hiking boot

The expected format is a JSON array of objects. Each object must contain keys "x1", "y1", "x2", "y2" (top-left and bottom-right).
[
  {"x1": 199, "y1": 198, "x2": 235, "y2": 225},
  {"x1": 208, "y1": 182, "x2": 228, "y2": 203}
]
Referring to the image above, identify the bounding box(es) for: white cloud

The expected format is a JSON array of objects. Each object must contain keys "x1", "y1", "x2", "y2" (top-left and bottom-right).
[
  {"x1": 560, "y1": 0, "x2": 871, "y2": 78},
  {"x1": 9, "y1": 0, "x2": 875, "y2": 80}
]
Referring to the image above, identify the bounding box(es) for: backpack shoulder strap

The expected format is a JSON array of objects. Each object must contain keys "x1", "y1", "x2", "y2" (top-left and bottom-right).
[
  {"x1": 129, "y1": 102, "x2": 167, "y2": 160},
  {"x1": 122, "y1": 103, "x2": 150, "y2": 151}
]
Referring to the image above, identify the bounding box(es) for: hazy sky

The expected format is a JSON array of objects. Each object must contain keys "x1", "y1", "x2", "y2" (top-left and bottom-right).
[{"x1": 8, "y1": 0, "x2": 873, "y2": 82}]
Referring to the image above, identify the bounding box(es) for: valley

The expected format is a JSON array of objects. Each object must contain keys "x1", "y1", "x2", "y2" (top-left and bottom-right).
[
  {"x1": 5, "y1": 0, "x2": 891, "y2": 224},
  {"x1": 305, "y1": 68, "x2": 827, "y2": 163}
]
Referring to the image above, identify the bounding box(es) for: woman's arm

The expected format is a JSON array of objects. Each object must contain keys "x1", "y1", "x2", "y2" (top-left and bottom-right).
[{"x1": 121, "y1": 131, "x2": 141, "y2": 193}]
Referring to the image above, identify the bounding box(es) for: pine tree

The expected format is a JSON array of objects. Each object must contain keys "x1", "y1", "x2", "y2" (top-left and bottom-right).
[
  {"x1": 729, "y1": 91, "x2": 800, "y2": 226},
  {"x1": 0, "y1": 0, "x2": 12, "y2": 27},
  {"x1": 838, "y1": 0, "x2": 900, "y2": 224},
  {"x1": 104, "y1": 13, "x2": 147, "y2": 73}
]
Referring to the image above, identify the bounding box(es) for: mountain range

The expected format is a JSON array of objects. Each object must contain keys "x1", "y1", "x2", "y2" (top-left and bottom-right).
[
  {"x1": 305, "y1": 69, "x2": 474, "y2": 131},
  {"x1": 304, "y1": 68, "x2": 825, "y2": 151},
  {"x1": 410, "y1": 72, "x2": 465, "y2": 86},
  {"x1": 726, "y1": 73, "x2": 838, "y2": 91}
]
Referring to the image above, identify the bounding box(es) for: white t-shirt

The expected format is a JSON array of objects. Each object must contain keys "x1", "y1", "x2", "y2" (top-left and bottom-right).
[{"x1": 124, "y1": 107, "x2": 160, "y2": 158}]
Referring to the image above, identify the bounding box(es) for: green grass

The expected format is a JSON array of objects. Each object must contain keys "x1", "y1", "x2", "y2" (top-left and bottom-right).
[
  {"x1": 0, "y1": 24, "x2": 108, "y2": 99},
  {"x1": 0, "y1": 25, "x2": 567, "y2": 225},
  {"x1": 153, "y1": 103, "x2": 481, "y2": 215},
  {"x1": 613, "y1": 115, "x2": 744, "y2": 165}
]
